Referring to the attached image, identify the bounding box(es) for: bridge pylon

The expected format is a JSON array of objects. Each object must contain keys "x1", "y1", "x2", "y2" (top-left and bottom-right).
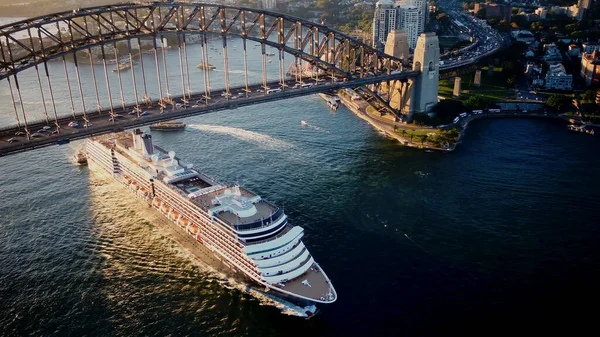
[{"x1": 408, "y1": 33, "x2": 440, "y2": 118}]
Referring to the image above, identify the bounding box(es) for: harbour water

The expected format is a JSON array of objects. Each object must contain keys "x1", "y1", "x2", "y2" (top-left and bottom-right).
[
  {"x1": 2, "y1": 96, "x2": 600, "y2": 335},
  {"x1": 1, "y1": 32, "x2": 600, "y2": 336}
]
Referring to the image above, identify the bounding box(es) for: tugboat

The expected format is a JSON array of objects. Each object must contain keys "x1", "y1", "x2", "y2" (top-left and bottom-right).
[
  {"x1": 197, "y1": 63, "x2": 216, "y2": 70},
  {"x1": 149, "y1": 121, "x2": 186, "y2": 131}
]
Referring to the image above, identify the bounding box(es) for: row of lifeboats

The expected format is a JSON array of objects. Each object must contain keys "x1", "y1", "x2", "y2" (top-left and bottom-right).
[{"x1": 152, "y1": 197, "x2": 200, "y2": 237}]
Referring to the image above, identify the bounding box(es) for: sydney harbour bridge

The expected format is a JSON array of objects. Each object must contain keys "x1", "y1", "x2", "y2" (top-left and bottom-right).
[{"x1": 0, "y1": 1, "x2": 444, "y2": 156}]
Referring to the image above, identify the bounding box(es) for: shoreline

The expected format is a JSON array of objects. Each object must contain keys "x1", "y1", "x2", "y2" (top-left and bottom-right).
[
  {"x1": 334, "y1": 92, "x2": 580, "y2": 153},
  {"x1": 334, "y1": 93, "x2": 451, "y2": 153}
]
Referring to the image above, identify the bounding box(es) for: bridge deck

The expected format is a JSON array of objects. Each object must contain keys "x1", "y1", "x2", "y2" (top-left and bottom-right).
[{"x1": 0, "y1": 72, "x2": 419, "y2": 156}]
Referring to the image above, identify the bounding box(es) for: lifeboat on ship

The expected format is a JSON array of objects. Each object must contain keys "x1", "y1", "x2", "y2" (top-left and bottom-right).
[
  {"x1": 129, "y1": 180, "x2": 139, "y2": 190},
  {"x1": 161, "y1": 204, "x2": 170, "y2": 214},
  {"x1": 178, "y1": 217, "x2": 190, "y2": 228},
  {"x1": 187, "y1": 223, "x2": 199, "y2": 236},
  {"x1": 124, "y1": 176, "x2": 132, "y2": 183},
  {"x1": 169, "y1": 210, "x2": 181, "y2": 221},
  {"x1": 152, "y1": 198, "x2": 162, "y2": 208}
]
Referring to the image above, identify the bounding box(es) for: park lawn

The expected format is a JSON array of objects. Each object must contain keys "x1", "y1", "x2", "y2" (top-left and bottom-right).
[
  {"x1": 439, "y1": 69, "x2": 516, "y2": 102},
  {"x1": 396, "y1": 128, "x2": 440, "y2": 140}
]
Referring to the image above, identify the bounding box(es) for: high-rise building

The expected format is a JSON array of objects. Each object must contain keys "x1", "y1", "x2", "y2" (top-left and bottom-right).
[
  {"x1": 578, "y1": 0, "x2": 592, "y2": 10},
  {"x1": 400, "y1": 5, "x2": 420, "y2": 49},
  {"x1": 262, "y1": 0, "x2": 277, "y2": 10},
  {"x1": 373, "y1": 0, "x2": 427, "y2": 50},
  {"x1": 372, "y1": 0, "x2": 400, "y2": 49},
  {"x1": 581, "y1": 51, "x2": 600, "y2": 87}
]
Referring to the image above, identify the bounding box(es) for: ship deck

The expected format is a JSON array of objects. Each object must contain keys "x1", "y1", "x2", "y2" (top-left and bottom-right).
[
  {"x1": 271, "y1": 263, "x2": 335, "y2": 302},
  {"x1": 216, "y1": 201, "x2": 277, "y2": 225}
]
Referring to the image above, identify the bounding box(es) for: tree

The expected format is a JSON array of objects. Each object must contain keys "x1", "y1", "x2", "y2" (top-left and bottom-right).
[
  {"x1": 413, "y1": 113, "x2": 432, "y2": 126},
  {"x1": 476, "y1": 8, "x2": 486, "y2": 19},
  {"x1": 464, "y1": 95, "x2": 487, "y2": 110},
  {"x1": 431, "y1": 99, "x2": 465, "y2": 124},
  {"x1": 546, "y1": 94, "x2": 572, "y2": 112}
]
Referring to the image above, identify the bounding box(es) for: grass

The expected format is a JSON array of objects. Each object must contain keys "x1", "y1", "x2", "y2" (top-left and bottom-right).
[{"x1": 439, "y1": 67, "x2": 517, "y2": 103}]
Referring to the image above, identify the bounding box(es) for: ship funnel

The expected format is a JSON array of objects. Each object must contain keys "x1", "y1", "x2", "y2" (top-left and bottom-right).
[{"x1": 141, "y1": 134, "x2": 154, "y2": 157}]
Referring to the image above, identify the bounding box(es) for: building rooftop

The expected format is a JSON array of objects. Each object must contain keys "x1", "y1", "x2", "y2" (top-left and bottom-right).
[{"x1": 546, "y1": 63, "x2": 569, "y2": 76}]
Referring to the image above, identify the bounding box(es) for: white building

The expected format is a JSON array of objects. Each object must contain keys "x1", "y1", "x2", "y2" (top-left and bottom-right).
[
  {"x1": 372, "y1": 0, "x2": 400, "y2": 48},
  {"x1": 400, "y1": 5, "x2": 420, "y2": 49},
  {"x1": 373, "y1": 0, "x2": 426, "y2": 49},
  {"x1": 544, "y1": 63, "x2": 573, "y2": 90}
]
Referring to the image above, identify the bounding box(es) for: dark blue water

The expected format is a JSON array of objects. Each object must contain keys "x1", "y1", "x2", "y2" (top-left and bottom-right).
[{"x1": 2, "y1": 92, "x2": 600, "y2": 336}]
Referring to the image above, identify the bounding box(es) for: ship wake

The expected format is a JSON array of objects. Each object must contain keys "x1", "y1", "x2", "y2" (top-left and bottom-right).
[{"x1": 187, "y1": 124, "x2": 293, "y2": 150}]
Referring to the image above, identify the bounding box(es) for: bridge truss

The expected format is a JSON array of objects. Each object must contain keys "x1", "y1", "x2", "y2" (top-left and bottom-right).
[{"x1": 0, "y1": 1, "x2": 419, "y2": 155}]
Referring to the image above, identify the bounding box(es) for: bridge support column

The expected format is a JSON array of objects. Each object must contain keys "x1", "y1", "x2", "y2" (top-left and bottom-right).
[{"x1": 409, "y1": 33, "x2": 440, "y2": 119}]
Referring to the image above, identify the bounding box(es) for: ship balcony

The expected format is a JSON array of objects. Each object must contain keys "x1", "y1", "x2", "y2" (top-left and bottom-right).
[
  {"x1": 252, "y1": 242, "x2": 306, "y2": 268},
  {"x1": 258, "y1": 248, "x2": 310, "y2": 277},
  {"x1": 262, "y1": 255, "x2": 314, "y2": 284},
  {"x1": 242, "y1": 226, "x2": 302, "y2": 255}
]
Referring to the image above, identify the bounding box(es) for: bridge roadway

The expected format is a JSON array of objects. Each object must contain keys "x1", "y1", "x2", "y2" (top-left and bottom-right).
[{"x1": 0, "y1": 71, "x2": 419, "y2": 156}]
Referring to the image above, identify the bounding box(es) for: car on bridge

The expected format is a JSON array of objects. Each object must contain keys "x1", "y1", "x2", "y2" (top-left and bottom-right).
[{"x1": 31, "y1": 132, "x2": 43, "y2": 137}]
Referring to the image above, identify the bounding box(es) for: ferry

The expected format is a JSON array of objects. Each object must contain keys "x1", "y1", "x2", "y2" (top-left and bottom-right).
[
  {"x1": 149, "y1": 121, "x2": 186, "y2": 131},
  {"x1": 197, "y1": 63, "x2": 216, "y2": 70},
  {"x1": 113, "y1": 61, "x2": 131, "y2": 72},
  {"x1": 85, "y1": 130, "x2": 336, "y2": 316},
  {"x1": 568, "y1": 124, "x2": 595, "y2": 135}
]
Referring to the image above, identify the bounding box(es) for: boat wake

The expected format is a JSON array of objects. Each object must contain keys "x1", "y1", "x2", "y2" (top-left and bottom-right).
[
  {"x1": 300, "y1": 120, "x2": 322, "y2": 131},
  {"x1": 187, "y1": 124, "x2": 293, "y2": 150}
]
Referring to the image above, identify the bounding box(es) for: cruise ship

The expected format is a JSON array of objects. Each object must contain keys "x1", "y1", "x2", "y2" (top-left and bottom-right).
[{"x1": 86, "y1": 130, "x2": 336, "y2": 315}]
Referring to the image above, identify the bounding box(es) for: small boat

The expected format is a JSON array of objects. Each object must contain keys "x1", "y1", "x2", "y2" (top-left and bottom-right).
[
  {"x1": 268, "y1": 59, "x2": 272, "y2": 63},
  {"x1": 266, "y1": 52, "x2": 275, "y2": 56},
  {"x1": 197, "y1": 63, "x2": 216, "y2": 70},
  {"x1": 150, "y1": 121, "x2": 186, "y2": 131},
  {"x1": 301, "y1": 120, "x2": 307, "y2": 126},
  {"x1": 73, "y1": 149, "x2": 87, "y2": 165},
  {"x1": 113, "y1": 61, "x2": 131, "y2": 72}
]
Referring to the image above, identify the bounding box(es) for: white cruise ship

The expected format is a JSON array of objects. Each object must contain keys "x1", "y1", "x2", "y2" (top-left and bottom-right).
[{"x1": 86, "y1": 130, "x2": 336, "y2": 315}]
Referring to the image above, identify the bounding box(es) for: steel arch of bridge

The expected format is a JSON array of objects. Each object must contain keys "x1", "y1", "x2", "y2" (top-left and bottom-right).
[{"x1": 0, "y1": 1, "x2": 405, "y2": 81}]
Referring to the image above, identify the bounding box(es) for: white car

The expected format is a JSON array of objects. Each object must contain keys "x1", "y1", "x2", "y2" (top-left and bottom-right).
[
  {"x1": 68, "y1": 121, "x2": 79, "y2": 127},
  {"x1": 140, "y1": 111, "x2": 150, "y2": 116},
  {"x1": 192, "y1": 104, "x2": 199, "y2": 108}
]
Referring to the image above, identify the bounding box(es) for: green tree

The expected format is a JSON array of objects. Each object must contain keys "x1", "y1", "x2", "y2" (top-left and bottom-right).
[
  {"x1": 413, "y1": 113, "x2": 432, "y2": 126},
  {"x1": 546, "y1": 94, "x2": 572, "y2": 111},
  {"x1": 476, "y1": 8, "x2": 486, "y2": 19},
  {"x1": 464, "y1": 95, "x2": 487, "y2": 110},
  {"x1": 431, "y1": 99, "x2": 465, "y2": 124}
]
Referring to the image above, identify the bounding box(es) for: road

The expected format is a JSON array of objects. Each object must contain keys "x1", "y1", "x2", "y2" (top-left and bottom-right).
[{"x1": 0, "y1": 71, "x2": 420, "y2": 156}]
